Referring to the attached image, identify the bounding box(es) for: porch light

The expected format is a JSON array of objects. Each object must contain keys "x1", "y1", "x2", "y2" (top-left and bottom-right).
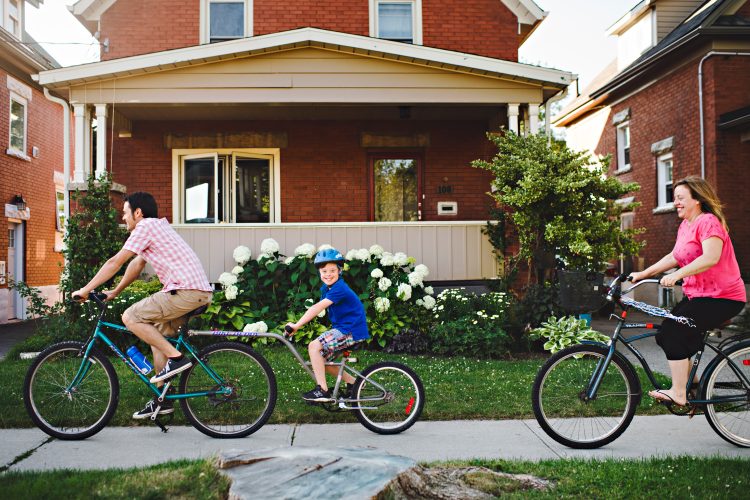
[{"x1": 13, "y1": 194, "x2": 27, "y2": 211}]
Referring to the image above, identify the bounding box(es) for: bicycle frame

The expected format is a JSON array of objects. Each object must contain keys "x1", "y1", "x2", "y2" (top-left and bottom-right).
[
  {"x1": 189, "y1": 329, "x2": 389, "y2": 407},
  {"x1": 585, "y1": 277, "x2": 750, "y2": 406},
  {"x1": 69, "y1": 317, "x2": 233, "y2": 404}
]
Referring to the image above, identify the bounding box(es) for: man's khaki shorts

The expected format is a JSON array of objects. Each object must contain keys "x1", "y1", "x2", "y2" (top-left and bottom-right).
[{"x1": 123, "y1": 289, "x2": 212, "y2": 336}]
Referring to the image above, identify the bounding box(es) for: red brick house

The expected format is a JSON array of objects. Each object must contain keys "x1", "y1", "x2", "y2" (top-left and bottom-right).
[
  {"x1": 40, "y1": 0, "x2": 573, "y2": 283},
  {"x1": 1, "y1": 0, "x2": 65, "y2": 323},
  {"x1": 555, "y1": 0, "x2": 750, "y2": 282}
]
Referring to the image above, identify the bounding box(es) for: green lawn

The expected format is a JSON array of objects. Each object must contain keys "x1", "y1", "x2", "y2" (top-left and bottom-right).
[
  {"x1": 1, "y1": 456, "x2": 747, "y2": 499},
  {"x1": 1, "y1": 345, "x2": 671, "y2": 428}
]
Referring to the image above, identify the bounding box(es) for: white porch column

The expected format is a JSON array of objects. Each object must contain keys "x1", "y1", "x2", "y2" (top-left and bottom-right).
[
  {"x1": 73, "y1": 104, "x2": 86, "y2": 183},
  {"x1": 529, "y1": 103, "x2": 540, "y2": 135},
  {"x1": 507, "y1": 103, "x2": 519, "y2": 134},
  {"x1": 95, "y1": 104, "x2": 108, "y2": 178}
]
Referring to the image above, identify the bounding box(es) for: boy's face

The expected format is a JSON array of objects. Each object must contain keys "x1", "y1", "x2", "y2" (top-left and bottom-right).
[{"x1": 318, "y1": 262, "x2": 341, "y2": 286}]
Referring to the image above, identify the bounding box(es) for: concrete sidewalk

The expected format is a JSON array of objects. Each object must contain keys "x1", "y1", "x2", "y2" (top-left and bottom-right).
[{"x1": 3, "y1": 416, "x2": 749, "y2": 473}]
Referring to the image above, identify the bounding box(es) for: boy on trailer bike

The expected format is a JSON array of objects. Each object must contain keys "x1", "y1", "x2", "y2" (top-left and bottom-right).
[{"x1": 285, "y1": 248, "x2": 370, "y2": 402}]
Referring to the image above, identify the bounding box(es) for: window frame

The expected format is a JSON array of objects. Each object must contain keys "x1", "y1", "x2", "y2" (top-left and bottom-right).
[
  {"x1": 616, "y1": 121, "x2": 630, "y2": 172},
  {"x1": 368, "y1": 152, "x2": 423, "y2": 222},
  {"x1": 7, "y1": 91, "x2": 27, "y2": 157},
  {"x1": 171, "y1": 148, "x2": 280, "y2": 224},
  {"x1": 369, "y1": 0, "x2": 423, "y2": 45},
  {"x1": 3, "y1": 0, "x2": 21, "y2": 38},
  {"x1": 55, "y1": 190, "x2": 65, "y2": 232},
  {"x1": 656, "y1": 152, "x2": 674, "y2": 209},
  {"x1": 200, "y1": 0, "x2": 253, "y2": 44}
]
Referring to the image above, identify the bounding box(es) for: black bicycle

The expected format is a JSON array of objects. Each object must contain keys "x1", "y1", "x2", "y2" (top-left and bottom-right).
[{"x1": 532, "y1": 273, "x2": 750, "y2": 449}]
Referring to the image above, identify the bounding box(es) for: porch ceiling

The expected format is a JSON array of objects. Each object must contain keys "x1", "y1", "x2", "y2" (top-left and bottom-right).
[{"x1": 38, "y1": 28, "x2": 572, "y2": 105}]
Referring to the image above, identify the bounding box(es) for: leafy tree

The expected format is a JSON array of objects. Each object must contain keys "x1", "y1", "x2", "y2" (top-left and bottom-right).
[{"x1": 472, "y1": 131, "x2": 643, "y2": 282}]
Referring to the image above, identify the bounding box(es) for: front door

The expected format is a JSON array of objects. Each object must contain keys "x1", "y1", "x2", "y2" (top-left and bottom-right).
[{"x1": 8, "y1": 222, "x2": 25, "y2": 319}]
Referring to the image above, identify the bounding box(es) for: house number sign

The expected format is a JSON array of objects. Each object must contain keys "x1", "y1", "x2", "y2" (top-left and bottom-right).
[{"x1": 437, "y1": 185, "x2": 453, "y2": 194}]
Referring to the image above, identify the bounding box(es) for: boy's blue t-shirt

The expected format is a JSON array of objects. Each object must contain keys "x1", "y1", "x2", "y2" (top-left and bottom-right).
[{"x1": 320, "y1": 279, "x2": 370, "y2": 341}]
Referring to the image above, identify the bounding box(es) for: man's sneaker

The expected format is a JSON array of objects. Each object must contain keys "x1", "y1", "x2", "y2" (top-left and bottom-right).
[
  {"x1": 340, "y1": 383, "x2": 356, "y2": 400},
  {"x1": 302, "y1": 385, "x2": 333, "y2": 402},
  {"x1": 132, "y1": 397, "x2": 174, "y2": 419},
  {"x1": 149, "y1": 357, "x2": 192, "y2": 383}
]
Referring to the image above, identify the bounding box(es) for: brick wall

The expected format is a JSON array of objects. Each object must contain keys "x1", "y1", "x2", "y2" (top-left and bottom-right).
[
  {"x1": 100, "y1": 0, "x2": 200, "y2": 60},
  {"x1": 100, "y1": 0, "x2": 519, "y2": 61},
  {"x1": 0, "y1": 69, "x2": 65, "y2": 289},
  {"x1": 107, "y1": 118, "x2": 496, "y2": 223},
  {"x1": 592, "y1": 55, "x2": 750, "y2": 277}
]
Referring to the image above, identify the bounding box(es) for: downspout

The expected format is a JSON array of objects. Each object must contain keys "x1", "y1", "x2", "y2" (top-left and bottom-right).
[
  {"x1": 698, "y1": 51, "x2": 750, "y2": 179},
  {"x1": 43, "y1": 88, "x2": 71, "y2": 249},
  {"x1": 545, "y1": 86, "x2": 568, "y2": 142}
]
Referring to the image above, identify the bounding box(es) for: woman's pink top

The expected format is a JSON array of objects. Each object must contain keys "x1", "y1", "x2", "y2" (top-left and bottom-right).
[{"x1": 672, "y1": 213, "x2": 746, "y2": 301}]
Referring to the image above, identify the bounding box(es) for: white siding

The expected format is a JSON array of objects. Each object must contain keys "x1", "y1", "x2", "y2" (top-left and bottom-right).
[{"x1": 174, "y1": 222, "x2": 498, "y2": 282}]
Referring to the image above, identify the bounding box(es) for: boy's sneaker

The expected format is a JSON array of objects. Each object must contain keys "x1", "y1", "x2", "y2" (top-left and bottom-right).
[
  {"x1": 132, "y1": 397, "x2": 174, "y2": 419},
  {"x1": 149, "y1": 357, "x2": 192, "y2": 383},
  {"x1": 302, "y1": 385, "x2": 333, "y2": 402}
]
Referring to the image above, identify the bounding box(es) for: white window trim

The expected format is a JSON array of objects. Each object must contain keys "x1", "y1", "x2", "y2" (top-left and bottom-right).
[
  {"x1": 7, "y1": 91, "x2": 27, "y2": 159},
  {"x1": 171, "y1": 148, "x2": 280, "y2": 223},
  {"x1": 369, "y1": 0, "x2": 423, "y2": 45},
  {"x1": 200, "y1": 0, "x2": 253, "y2": 45},
  {"x1": 616, "y1": 121, "x2": 630, "y2": 172},
  {"x1": 656, "y1": 152, "x2": 674, "y2": 209},
  {"x1": 2, "y1": 0, "x2": 22, "y2": 39}
]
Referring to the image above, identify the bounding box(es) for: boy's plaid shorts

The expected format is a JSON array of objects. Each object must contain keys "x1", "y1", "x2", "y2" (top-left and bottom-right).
[{"x1": 317, "y1": 329, "x2": 357, "y2": 360}]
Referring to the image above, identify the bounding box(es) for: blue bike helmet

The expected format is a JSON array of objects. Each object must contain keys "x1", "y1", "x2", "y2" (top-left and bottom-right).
[{"x1": 314, "y1": 248, "x2": 344, "y2": 268}]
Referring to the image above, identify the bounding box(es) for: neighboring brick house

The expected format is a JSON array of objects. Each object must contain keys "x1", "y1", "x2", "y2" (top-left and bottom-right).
[
  {"x1": 42, "y1": 0, "x2": 573, "y2": 282},
  {"x1": 0, "y1": 0, "x2": 65, "y2": 323},
  {"x1": 555, "y1": 0, "x2": 750, "y2": 283}
]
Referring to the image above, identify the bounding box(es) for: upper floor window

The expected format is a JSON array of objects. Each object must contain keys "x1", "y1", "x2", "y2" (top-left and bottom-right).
[
  {"x1": 202, "y1": 0, "x2": 252, "y2": 44},
  {"x1": 657, "y1": 152, "x2": 674, "y2": 208},
  {"x1": 8, "y1": 92, "x2": 27, "y2": 157},
  {"x1": 2, "y1": 0, "x2": 21, "y2": 38},
  {"x1": 616, "y1": 122, "x2": 630, "y2": 172},
  {"x1": 370, "y1": 0, "x2": 422, "y2": 45}
]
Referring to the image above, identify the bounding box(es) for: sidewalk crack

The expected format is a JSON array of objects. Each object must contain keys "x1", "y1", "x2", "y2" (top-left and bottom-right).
[
  {"x1": 521, "y1": 420, "x2": 563, "y2": 459},
  {"x1": 290, "y1": 423, "x2": 298, "y2": 446},
  {"x1": 0, "y1": 436, "x2": 54, "y2": 473}
]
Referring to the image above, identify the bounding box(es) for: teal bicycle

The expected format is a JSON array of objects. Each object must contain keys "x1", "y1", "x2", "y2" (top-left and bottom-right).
[{"x1": 23, "y1": 291, "x2": 276, "y2": 440}]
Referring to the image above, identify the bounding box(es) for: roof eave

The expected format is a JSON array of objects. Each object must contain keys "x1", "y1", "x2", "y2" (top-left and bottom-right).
[{"x1": 38, "y1": 28, "x2": 574, "y2": 90}]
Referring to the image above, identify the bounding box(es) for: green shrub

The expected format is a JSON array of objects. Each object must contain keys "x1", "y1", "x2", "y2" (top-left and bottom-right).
[{"x1": 427, "y1": 288, "x2": 513, "y2": 357}]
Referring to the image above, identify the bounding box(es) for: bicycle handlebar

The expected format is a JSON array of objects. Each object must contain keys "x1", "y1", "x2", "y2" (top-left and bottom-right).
[
  {"x1": 71, "y1": 290, "x2": 108, "y2": 308},
  {"x1": 606, "y1": 273, "x2": 684, "y2": 302}
]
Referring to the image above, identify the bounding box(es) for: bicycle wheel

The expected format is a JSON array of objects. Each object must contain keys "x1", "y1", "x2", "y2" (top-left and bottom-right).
[
  {"x1": 532, "y1": 344, "x2": 640, "y2": 449},
  {"x1": 353, "y1": 361, "x2": 425, "y2": 434},
  {"x1": 703, "y1": 340, "x2": 750, "y2": 447},
  {"x1": 23, "y1": 341, "x2": 119, "y2": 440},
  {"x1": 179, "y1": 342, "x2": 276, "y2": 438}
]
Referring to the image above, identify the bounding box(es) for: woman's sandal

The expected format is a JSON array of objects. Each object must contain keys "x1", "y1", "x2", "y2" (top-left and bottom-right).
[{"x1": 649, "y1": 389, "x2": 686, "y2": 407}]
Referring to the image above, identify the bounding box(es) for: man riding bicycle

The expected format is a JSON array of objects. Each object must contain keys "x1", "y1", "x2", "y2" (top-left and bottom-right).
[{"x1": 72, "y1": 192, "x2": 213, "y2": 419}]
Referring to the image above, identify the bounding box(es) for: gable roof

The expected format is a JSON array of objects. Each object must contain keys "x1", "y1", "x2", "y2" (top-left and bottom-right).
[
  {"x1": 591, "y1": 0, "x2": 749, "y2": 98},
  {"x1": 37, "y1": 27, "x2": 573, "y2": 94}
]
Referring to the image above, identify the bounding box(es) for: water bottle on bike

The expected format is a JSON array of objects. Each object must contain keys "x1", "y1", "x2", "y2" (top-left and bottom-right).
[{"x1": 126, "y1": 345, "x2": 154, "y2": 375}]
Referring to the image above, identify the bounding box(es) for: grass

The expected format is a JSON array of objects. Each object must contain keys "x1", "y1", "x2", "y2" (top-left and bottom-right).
[
  {"x1": 0, "y1": 343, "x2": 674, "y2": 429},
  {"x1": 0, "y1": 459, "x2": 230, "y2": 499},
  {"x1": 1, "y1": 456, "x2": 747, "y2": 499}
]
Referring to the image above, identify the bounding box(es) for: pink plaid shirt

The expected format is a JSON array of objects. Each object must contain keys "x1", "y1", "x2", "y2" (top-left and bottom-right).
[{"x1": 123, "y1": 218, "x2": 212, "y2": 293}]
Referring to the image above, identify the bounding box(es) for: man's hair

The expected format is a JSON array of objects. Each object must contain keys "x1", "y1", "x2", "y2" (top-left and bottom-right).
[{"x1": 124, "y1": 192, "x2": 158, "y2": 218}]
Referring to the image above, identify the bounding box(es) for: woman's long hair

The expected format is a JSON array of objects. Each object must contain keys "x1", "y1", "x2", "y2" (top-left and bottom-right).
[{"x1": 674, "y1": 176, "x2": 728, "y2": 231}]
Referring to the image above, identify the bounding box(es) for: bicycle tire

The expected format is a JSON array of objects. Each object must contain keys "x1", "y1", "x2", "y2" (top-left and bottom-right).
[
  {"x1": 179, "y1": 342, "x2": 276, "y2": 438},
  {"x1": 702, "y1": 340, "x2": 750, "y2": 447},
  {"x1": 23, "y1": 341, "x2": 119, "y2": 440},
  {"x1": 532, "y1": 344, "x2": 641, "y2": 449},
  {"x1": 353, "y1": 361, "x2": 425, "y2": 435}
]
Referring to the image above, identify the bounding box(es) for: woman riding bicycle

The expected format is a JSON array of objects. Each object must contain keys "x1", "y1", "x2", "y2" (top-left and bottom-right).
[{"x1": 629, "y1": 176, "x2": 746, "y2": 406}]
